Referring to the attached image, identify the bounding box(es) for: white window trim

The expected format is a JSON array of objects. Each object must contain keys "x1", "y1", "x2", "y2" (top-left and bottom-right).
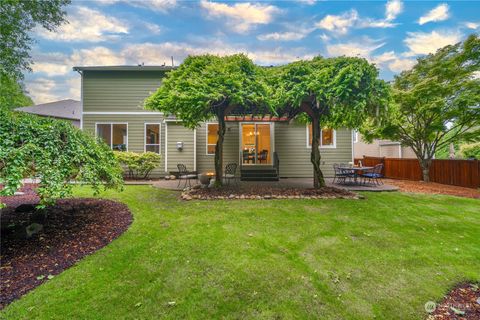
[
  {"x1": 144, "y1": 123, "x2": 161, "y2": 154},
  {"x1": 353, "y1": 130, "x2": 359, "y2": 143},
  {"x1": 206, "y1": 123, "x2": 218, "y2": 155},
  {"x1": 306, "y1": 124, "x2": 336, "y2": 149},
  {"x1": 95, "y1": 122, "x2": 129, "y2": 151}
]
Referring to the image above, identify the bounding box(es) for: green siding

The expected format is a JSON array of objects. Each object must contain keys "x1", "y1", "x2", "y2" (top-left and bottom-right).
[
  {"x1": 275, "y1": 122, "x2": 352, "y2": 177},
  {"x1": 83, "y1": 114, "x2": 167, "y2": 178},
  {"x1": 83, "y1": 71, "x2": 166, "y2": 112},
  {"x1": 196, "y1": 122, "x2": 240, "y2": 175},
  {"x1": 81, "y1": 70, "x2": 352, "y2": 179},
  {"x1": 165, "y1": 123, "x2": 195, "y2": 173}
]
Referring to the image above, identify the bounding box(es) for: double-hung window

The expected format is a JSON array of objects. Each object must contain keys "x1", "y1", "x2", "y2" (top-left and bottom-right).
[
  {"x1": 206, "y1": 123, "x2": 218, "y2": 155},
  {"x1": 145, "y1": 123, "x2": 161, "y2": 153},
  {"x1": 96, "y1": 123, "x2": 128, "y2": 151},
  {"x1": 307, "y1": 124, "x2": 336, "y2": 148}
]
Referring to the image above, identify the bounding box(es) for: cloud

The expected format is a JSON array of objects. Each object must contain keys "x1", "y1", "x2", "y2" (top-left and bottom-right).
[
  {"x1": 26, "y1": 78, "x2": 61, "y2": 103},
  {"x1": 70, "y1": 47, "x2": 126, "y2": 66},
  {"x1": 315, "y1": 10, "x2": 358, "y2": 35},
  {"x1": 32, "y1": 62, "x2": 70, "y2": 76},
  {"x1": 325, "y1": 37, "x2": 385, "y2": 58},
  {"x1": 37, "y1": 6, "x2": 128, "y2": 42},
  {"x1": 385, "y1": 0, "x2": 403, "y2": 21},
  {"x1": 200, "y1": 1, "x2": 281, "y2": 33},
  {"x1": 257, "y1": 25, "x2": 314, "y2": 41},
  {"x1": 465, "y1": 22, "x2": 479, "y2": 30},
  {"x1": 296, "y1": 0, "x2": 316, "y2": 5},
  {"x1": 404, "y1": 30, "x2": 462, "y2": 56},
  {"x1": 144, "y1": 22, "x2": 163, "y2": 35},
  {"x1": 418, "y1": 4, "x2": 449, "y2": 25},
  {"x1": 315, "y1": 1, "x2": 403, "y2": 35},
  {"x1": 372, "y1": 51, "x2": 415, "y2": 72},
  {"x1": 97, "y1": 0, "x2": 177, "y2": 13}
]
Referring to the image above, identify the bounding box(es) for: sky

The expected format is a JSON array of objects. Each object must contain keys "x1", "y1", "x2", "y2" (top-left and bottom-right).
[{"x1": 26, "y1": 0, "x2": 480, "y2": 104}]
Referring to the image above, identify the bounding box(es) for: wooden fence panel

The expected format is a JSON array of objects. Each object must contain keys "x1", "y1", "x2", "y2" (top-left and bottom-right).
[{"x1": 355, "y1": 157, "x2": 480, "y2": 189}]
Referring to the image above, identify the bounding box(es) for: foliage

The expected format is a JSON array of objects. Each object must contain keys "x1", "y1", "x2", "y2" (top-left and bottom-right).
[
  {"x1": 460, "y1": 142, "x2": 480, "y2": 159},
  {"x1": 0, "y1": 109, "x2": 123, "y2": 207},
  {"x1": 2, "y1": 186, "x2": 480, "y2": 319},
  {"x1": 270, "y1": 56, "x2": 389, "y2": 187},
  {"x1": 146, "y1": 54, "x2": 271, "y2": 186},
  {"x1": 0, "y1": 0, "x2": 70, "y2": 80},
  {"x1": 373, "y1": 34, "x2": 480, "y2": 181},
  {"x1": 114, "y1": 151, "x2": 162, "y2": 180},
  {"x1": 0, "y1": 73, "x2": 33, "y2": 110}
]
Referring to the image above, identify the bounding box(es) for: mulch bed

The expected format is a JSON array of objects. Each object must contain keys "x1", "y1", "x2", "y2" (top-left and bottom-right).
[
  {"x1": 427, "y1": 283, "x2": 480, "y2": 319},
  {"x1": 182, "y1": 186, "x2": 361, "y2": 200},
  {"x1": 384, "y1": 179, "x2": 480, "y2": 199},
  {"x1": 0, "y1": 185, "x2": 133, "y2": 309}
]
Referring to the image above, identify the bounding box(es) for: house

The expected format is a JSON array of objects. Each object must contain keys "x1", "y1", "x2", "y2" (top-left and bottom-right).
[
  {"x1": 353, "y1": 131, "x2": 416, "y2": 159},
  {"x1": 74, "y1": 65, "x2": 354, "y2": 179},
  {"x1": 16, "y1": 99, "x2": 81, "y2": 127}
]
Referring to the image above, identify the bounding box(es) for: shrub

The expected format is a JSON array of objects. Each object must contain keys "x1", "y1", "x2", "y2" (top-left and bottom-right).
[
  {"x1": 460, "y1": 142, "x2": 480, "y2": 159},
  {"x1": 114, "y1": 151, "x2": 162, "y2": 180},
  {"x1": 0, "y1": 109, "x2": 124, "y2": 208}
]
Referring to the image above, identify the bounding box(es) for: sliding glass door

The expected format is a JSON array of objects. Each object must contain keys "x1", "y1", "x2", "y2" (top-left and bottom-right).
[{"x1": 241, "y1": 123, "x2": 272, "y2": 165}]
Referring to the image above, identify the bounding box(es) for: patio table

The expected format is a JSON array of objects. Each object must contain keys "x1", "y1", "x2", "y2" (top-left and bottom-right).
[{"x1": 338, "y1": 166, "x2": 374, "y2": 185}]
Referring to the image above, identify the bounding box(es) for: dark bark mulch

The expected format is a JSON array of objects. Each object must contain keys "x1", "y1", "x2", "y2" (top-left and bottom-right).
[
  {"x1": 428, "y1": 283, "x2": 480, "y2": 319},
  {"x1": 385, "y1": 179, "x2": 480, "y2": 199},
  {"x1": 183, "y1": 186, "x2": 361, "y2": 200},
  {"x1": 0, "y1": 191, "x2": 133, "y2": 309}
]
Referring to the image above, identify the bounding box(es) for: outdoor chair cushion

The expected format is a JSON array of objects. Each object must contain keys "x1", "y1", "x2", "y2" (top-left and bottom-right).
[
  {"x1": 362, "y1": 173, "x2": 382, "y2": 178},
  {"x1": 180, "y1": 174, "x2": 197, "y2": 179}
]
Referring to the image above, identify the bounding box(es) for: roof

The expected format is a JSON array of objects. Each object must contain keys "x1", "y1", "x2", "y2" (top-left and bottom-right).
[
  {"x1": 73, "y1": 65, "x2": 176, "y2": 72},
  {"x1": 16, "y1": 99, "x2": 81, "y2": 120}
]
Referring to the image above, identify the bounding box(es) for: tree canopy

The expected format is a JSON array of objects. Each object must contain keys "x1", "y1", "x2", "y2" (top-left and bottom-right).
[
  {"x1": 145, "y1": 54, "x2": 271, "y2": 185},
  {"x1": 372, "y1": 34, "x2": 480, "y2": 181},
  {"x1": 271, "y1": 56, "x2": 389, "y2": 187},
  {"x1": 0, "y1": 0, "x2": 70, "y2": 80},
  {"x1": 0, "y1": 109, "x2": 123, "y2": 207},
  {"x1": 0, "y1": 73, "x2": 33, "y2": 110}
]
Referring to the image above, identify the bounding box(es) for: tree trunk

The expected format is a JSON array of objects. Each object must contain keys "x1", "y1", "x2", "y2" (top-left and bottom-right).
[
  {"x1": 419, "y1": 158, "x2": 432, "y2": 182},
  {"x1": 214, "y1": 111, "x2": 226, "y2": 187},
  {"x1": 311, "y1": 115, "x2": 325, "y2": 188}
]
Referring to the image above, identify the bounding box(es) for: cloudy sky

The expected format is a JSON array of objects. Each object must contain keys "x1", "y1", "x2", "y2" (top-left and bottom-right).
[{"x1": 26, "y1": 0, "x2": 479, "y2": 104}]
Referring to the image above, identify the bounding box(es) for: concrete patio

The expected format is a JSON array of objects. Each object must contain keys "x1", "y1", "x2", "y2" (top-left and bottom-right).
[{"x1": 150, "y1": 177, "x2": 399, "y2": 192}]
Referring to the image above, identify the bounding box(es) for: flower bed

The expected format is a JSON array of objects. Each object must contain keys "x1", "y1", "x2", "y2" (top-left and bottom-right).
[
  {"x1": 181, "y1": 186, "x2": 361, "y2": 200},
  {"x1": 428, "y1": 283, "x2": 480, "y2": 319}
]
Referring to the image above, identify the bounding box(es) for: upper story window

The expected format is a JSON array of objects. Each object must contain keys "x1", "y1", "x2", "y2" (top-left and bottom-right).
[
  {"x1": 206, "y1": 123, "x2": 218, "y2": 155},
  {"x1": 96, "y1": 123, "x2": 128, "y2": 151},
  {"x1": 307, "y1": 124, "x2": 336, "y2": 148},
  {"x1": 145, "y1": 123, "x2": 161, "y2": 153}
]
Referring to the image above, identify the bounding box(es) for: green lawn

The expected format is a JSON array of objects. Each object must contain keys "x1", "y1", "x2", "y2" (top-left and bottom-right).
[{"x1": 2, "y1": 186, "x2": 479, "y2": 319}]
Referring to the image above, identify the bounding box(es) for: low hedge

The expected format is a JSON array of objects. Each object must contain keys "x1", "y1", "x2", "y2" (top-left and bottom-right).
[{"x1": 114, "y1": 151, "x2": 162, "y2": 180}]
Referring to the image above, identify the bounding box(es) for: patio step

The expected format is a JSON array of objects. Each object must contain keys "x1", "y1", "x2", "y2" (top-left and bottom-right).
[{"x1": 240, "y1": 167, "x2": 279, "y2": 181}]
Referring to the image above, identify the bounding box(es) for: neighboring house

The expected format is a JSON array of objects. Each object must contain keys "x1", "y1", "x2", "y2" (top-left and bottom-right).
[
  {"x1": 353, "y1": 131, "x2": 416, "y2": 159},
  {"x1": 74, "y1": 65, "x2": 354, "y2": 179},
  {"x1": 15, "y1": 99, "x2": 81, "y2": 127}
]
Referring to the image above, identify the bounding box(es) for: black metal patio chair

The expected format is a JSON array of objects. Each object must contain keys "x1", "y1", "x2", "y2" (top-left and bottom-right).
[
  {"x1": 333, "y1": 163, "x2": 354, "y2": 184},
  {"x1": 361, "y1": 163, "x2": 384, "y2": 185},
  {"x1": 223, "y1": 163, "x2": 238, "y2": 185},
  {"x1": 177, "y1": 164, "x2": 197, "y2": 188}
]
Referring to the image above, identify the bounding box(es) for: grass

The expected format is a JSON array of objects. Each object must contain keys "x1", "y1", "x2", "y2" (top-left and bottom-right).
[{"x1": 1, "y1": 186, "x2": 479, "y2": 319}]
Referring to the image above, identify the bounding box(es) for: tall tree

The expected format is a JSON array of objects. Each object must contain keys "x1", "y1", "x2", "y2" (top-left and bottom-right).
[
  {"x1": 0, "y1": 0, "x2": 70, "y2": 108},
  {"x1": 272, "y1": 57, "x2": 388, "y2": 188},
  {"x1": 0, "y1": 0, "x2": 70, "y2": 80},
  {"x1": 145, "y1": 54, "x2": 270, "y2": 186},
  {"x1": 372, "y1": 35, "x2": 480, "y2": 182}
]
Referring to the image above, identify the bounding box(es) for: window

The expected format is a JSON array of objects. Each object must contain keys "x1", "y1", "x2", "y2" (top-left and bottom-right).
[
  {"x1": 145, "y1": 123, "x2": 161, "y2": 153},
  {"x1": 206, "y1": 123, "x2": 218, "y2": 155},
  {"x1": 307, "y1": 124, "x2": 335, "y2": 148},
  {"x1": 353, "y1": 130, "x2": 359, "y2": 143},
  {"x1": 96, "y1": 123, "x2": 128, "y2": 151}
]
